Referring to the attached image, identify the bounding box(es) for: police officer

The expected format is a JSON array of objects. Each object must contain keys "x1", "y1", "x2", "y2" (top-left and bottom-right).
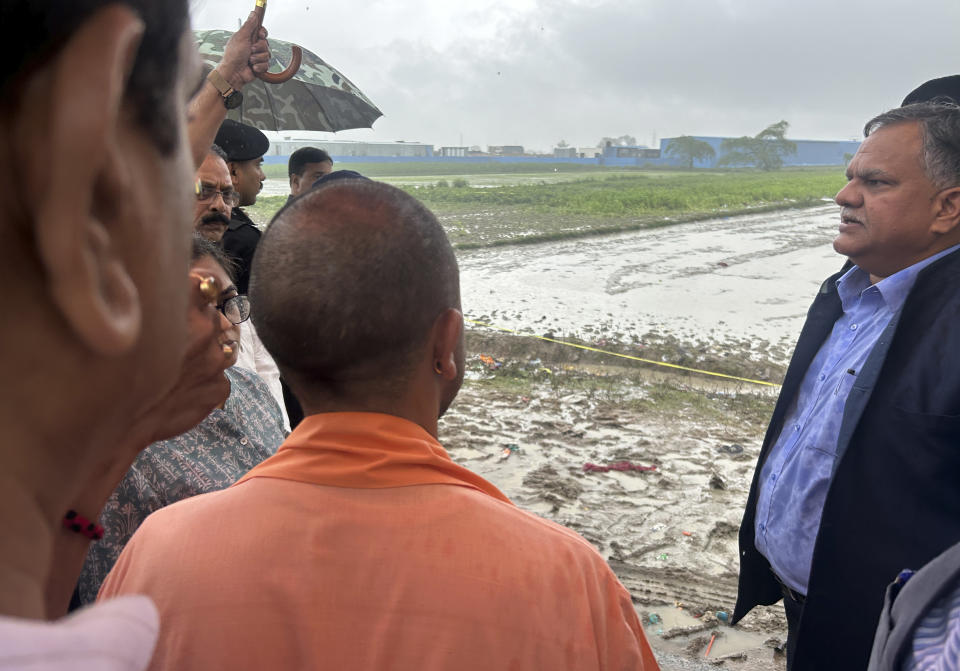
[{"x1": 214, "y1": 119, "x2": 270, "y2": 294}]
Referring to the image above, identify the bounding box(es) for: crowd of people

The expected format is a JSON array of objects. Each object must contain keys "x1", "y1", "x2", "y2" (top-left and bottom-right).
[{"x1": 1, "y1": 2, "x2": 959, "y2": 670}]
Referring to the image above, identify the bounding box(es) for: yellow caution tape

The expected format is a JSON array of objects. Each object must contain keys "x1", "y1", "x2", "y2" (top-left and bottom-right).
[{"x1": 465, "y1": 318, "x2": 781, "y2": 388}]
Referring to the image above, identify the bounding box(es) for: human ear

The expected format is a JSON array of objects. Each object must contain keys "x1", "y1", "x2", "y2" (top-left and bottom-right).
[
  {"x1": 931, "y1": 186, "x2": 960, "y2": 234},
  {"x1": 432, "y1": 308, "x2": 464, "y2": 380},
  {"x1": 27, "y1": 5, "x2": 146, "y2": 356}
]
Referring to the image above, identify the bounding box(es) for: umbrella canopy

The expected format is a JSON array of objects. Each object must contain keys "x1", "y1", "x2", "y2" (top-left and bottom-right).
[{"x1": 195, "y1": 29, "x2": 382, "y2": 133}]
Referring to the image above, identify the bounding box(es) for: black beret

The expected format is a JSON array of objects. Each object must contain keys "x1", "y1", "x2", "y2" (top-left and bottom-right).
[
  {"x1": 311, "y1": 169, "x2": 370, "y2": 190},
  {"x1": 214, "y1": 119, "x2": 270, "y2": 162},
  {"x1": 902, "y1": 75, "x2": 960, "y2": 106}
]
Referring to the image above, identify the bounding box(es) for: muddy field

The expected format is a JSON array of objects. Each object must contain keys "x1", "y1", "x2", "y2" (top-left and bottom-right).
[
  {"x1": 435, "y1": 206, "x2": 849, "y2": 669},
  {"x1": 442, "y1": 333, "x2": 786, "y2": 669}
]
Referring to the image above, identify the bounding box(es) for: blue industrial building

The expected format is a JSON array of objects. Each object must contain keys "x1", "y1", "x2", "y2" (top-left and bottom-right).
[
  {"x1": 598, "y1": 137, "x2": 861, "y2": 168},
  {"x1": 262, "y1": 137, "x2": 860, "y2": 168}
]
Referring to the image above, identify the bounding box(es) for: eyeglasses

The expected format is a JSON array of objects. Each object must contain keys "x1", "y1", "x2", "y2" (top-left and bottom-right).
[
  {"x1": 195, "y1": 181, "x2": 240, "y2": 208},
  {"x1": 216, "y1": 294, "x2": 251, "y2": 325}
]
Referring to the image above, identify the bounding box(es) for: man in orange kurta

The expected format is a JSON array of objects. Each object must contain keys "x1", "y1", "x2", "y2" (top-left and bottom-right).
[{"x1": 100, "y1": 179, "x2": 659, "y2": 670}]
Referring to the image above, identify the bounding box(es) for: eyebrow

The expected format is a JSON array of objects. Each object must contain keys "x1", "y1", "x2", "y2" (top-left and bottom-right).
[
  {"x1": 219, "y1": 285, "x2": 238, "y2": 298},
  {"x1": 846, "y1": 167, "x2": 895, "y2": 181}
]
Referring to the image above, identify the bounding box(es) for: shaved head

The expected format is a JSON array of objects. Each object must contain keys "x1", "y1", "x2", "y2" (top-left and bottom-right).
[{"x1": 250, "y1": 180, "x2": 460, "y2": 396}]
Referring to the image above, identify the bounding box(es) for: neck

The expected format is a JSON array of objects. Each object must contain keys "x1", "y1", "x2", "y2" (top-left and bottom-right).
[
  {"x1": 299, "y1": 395, "x2": 439, "y2": 439},
  {"x1": 0, "y1": 475, "x2": 56, "y2": 618}
]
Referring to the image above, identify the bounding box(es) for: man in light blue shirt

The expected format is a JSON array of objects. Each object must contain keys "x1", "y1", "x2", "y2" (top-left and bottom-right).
[{"x1": 734, "y1": 100, "x2": 960, "y2": 671}]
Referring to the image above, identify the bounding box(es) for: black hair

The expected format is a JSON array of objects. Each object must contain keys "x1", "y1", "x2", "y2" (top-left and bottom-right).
[
  {"x1": 2, "y1": 0, "x2": 190, "y2": 154},
  {"x1": 288, "y1": 147, "x2": 333, "y2": 177},
  {"x1": 191, "y1": 234, "x2": 237, "y2": 283},
  {"x1": 210, "y1": 144, "x2": 229, "y2": 162},
  {"x1": 250, "y1": 179, "x2": 459, "y2": 392}
]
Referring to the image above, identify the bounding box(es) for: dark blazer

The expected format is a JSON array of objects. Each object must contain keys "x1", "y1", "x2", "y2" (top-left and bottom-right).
[
  {"x1": 733, "y1": 248, "x2": 960, "y2": 670},
  {"x1": 868, "y1": 540, "x2": 960, "y2": 671},
  {"x1": 221, "y1": 207, "x2": 261, "y2": 295}
]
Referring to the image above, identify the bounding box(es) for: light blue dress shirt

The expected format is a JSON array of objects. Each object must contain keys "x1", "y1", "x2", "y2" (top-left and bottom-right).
[
  {"x1": 904, "y1": 581, "x2": 960, "y2": 670},
  {"x1": 755, "y1": 244, "x2": 960, "y2": 596}
]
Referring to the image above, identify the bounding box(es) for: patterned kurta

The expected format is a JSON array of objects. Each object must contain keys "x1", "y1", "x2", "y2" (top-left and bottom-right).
[{"x1": 76, "y1": 366, "x2": 286, "y2": 604}]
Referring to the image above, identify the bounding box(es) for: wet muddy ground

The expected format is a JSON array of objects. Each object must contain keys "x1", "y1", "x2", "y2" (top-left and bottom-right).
[
  {"x1": 444, "y1": 336, "x2": 785, "y2": 669},
  {"x1": 437, "y1": 207, "x2": 852, "y2": 669},
  {"x1": 457, "y1": 204, "x2": 844, "y2": 351}
]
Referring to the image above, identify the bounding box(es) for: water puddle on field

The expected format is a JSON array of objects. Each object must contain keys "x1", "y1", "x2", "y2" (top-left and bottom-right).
[
  {"x1": 641, "y1": 605, "x2": 774, "y2": 662},
  {"x1": 458, "y1": 205, "x2": 845, "y2": 355}
]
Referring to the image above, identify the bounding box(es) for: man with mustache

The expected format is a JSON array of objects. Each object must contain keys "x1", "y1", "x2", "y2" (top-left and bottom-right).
[
  {"x1": 192, "y1": 145, "x2": 237, "y2": 243},
  {"x1": 734, "y1": 100, "x2": 960, "y2": 671}
]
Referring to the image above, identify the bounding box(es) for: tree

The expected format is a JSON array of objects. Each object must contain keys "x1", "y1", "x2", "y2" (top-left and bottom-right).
[
  {"x1": 598, "y1": 134, "x2": 638, "y2": 148},
  {"x1": 663, "y1": 136, "x2": 716, "y2": 168},
  {"x1": 717, "y1": 120, "x2": 797, "y2": 171}
]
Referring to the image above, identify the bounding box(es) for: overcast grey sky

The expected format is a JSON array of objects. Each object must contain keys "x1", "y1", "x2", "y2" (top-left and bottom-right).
[{"x1": 192, "y1": 0, "x2": 960, "y2": 150}]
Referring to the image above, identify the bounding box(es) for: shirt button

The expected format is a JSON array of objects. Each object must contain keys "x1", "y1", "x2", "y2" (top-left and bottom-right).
[
  {"x1": 795, "y1": 424, "x2": 801, "y2": 432},
  {"x1": 850, "y1": 324, "x2": 858, "y2": 331},
  {"x1": 240, "y1": 437, "x2": 249, "y2": 445},
  {"x1": 759, "y1": 523, "x2": 766, "y2": 531},
  {"x1": 770, "y1": 474, "x2": 776, "y2": 482},
  {"x1": 819, "y1": 374, "x2": 826, "y2": 381}
]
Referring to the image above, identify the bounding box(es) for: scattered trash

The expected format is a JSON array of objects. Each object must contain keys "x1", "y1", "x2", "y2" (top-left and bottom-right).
[
  {"x1": 479, "y1": 354, "x2": 502, "y2": 370},
  {"x1": 657, "y1": 553, "x2": 668, "y2": 561},
  {"x1": 716, "y1": 611, "x2": 729, "y2": 623},
  {"x1": 538, "y1": 367, "x2": 553, "y2": 375},
  {"x1": 718, "y1": 444, "x2": 744, "y2": 455},
  {"x1": 682, "y1": 531, "x2": 693, "y2": 537},
  {"x1": 498, "y1": 444, "x2": 521, "y2": 461},
  {"x1": 704, "y1": 633, "x2": 718, "y2": 658},
  {"x1": 648, "y1": 613, "x2": 661, "y2": 625},
  {"x1": 583, "y1": 461, "x2": 657, "y2": 473}
]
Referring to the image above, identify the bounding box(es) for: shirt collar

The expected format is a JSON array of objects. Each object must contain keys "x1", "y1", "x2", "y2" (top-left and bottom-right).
[
  {"x1": 836, "y1": 243, "x2": 960, "y2": 313},
  {"x1": 234, "y1": 412, "x2": 513, "y2": 505}
]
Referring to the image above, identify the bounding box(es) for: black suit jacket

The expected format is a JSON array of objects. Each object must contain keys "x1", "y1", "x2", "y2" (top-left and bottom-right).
[
  {"x1": 221, "y1": 207, "x2": 261, "y2": 295},
  {"x1": 734, "y1": 249, "x2": 960, "y2": 670}
]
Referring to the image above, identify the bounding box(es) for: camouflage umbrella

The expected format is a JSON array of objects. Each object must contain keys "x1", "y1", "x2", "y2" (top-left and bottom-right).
[{"x1": 195, "y1": 29, "x2": 382, "y2": 132}]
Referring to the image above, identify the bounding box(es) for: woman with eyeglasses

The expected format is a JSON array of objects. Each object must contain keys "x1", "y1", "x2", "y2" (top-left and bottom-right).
[{"x1": 72, "y1": 236, "x2": 286, "y2": 607}]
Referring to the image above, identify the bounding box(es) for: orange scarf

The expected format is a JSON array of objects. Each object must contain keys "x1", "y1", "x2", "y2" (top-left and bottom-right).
[{"x1": 234, "y1": 412, "x2": 512, "y2": 505}]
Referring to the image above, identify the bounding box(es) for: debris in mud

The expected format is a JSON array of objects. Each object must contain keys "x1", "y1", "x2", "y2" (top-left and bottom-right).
[
  {"x1": 764, "y1": 637, "x2": 787, "y2": 657},
  {"x1": 478, "y1": 354, "x2": 502, "y2": 370},
  {"x1": 718, "y1": 444, "x2": 744, "y2": 455},
  {"x1": 583, "y1": 461, "x2": 657, "y2": 473},
  {"x1": 709, "y1": 473, "x2": 727, "y2": 490},
  {"x1": 662, "y1": 621, "x2": 717, "y2": 640},
  {"x1": 498, "y1": 443, "x2": 521, "y2": 461},
  {"x1": 685, "y1": 634, "x2": 712, "y2": 656}
]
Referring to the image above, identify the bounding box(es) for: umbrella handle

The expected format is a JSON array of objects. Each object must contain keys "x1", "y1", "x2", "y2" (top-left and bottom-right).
[{"x1": 253, "y1": 0, "x2": 302, "y2": 84}]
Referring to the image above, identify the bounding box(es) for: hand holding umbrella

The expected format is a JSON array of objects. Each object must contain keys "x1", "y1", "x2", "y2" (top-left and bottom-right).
[
  {"x1": 252, "y1": 0, "x2": 302, "y2": 83},
  {"x1": 217, "y1": 11, "x2": 272, "y2": 91}
]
